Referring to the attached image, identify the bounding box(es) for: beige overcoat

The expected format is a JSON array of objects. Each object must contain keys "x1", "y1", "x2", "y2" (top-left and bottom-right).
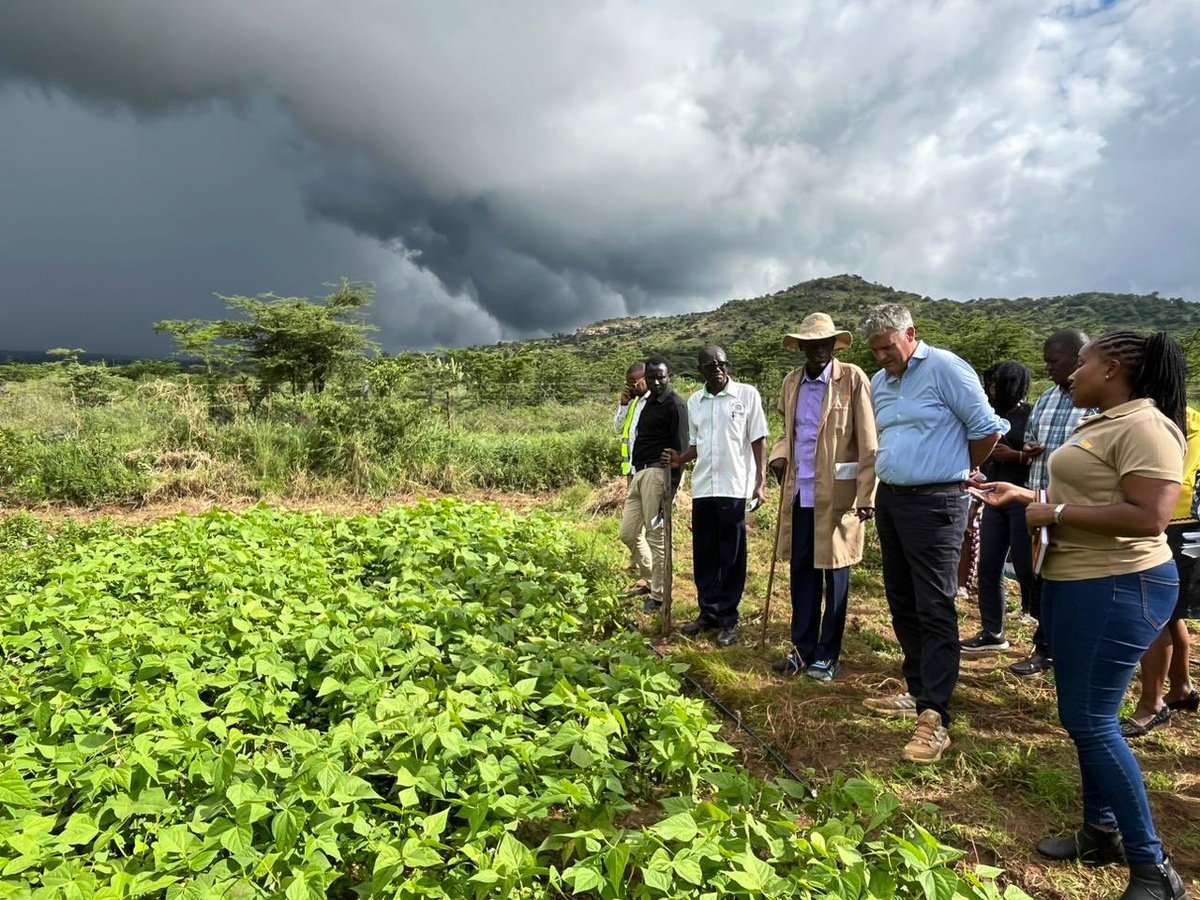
[{"x1": 768, "y1": 359, "x2": 878, "y2": 568}]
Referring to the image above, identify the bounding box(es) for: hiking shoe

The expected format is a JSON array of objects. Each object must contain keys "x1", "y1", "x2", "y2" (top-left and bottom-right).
[
  {"x1": 1010, "y1": 651, "x2": 1053, "y2": 677},
  {"x1": 862, "y1": 692, "x2": 919, "y2": 716},
  {"x1": 715, "y1": 625, "x2": 739, "y2": 647},
  {"x1": 1036, "y1": 822, "x2": 1125, "y2": 866},
  {"x1": 772, "y1": 649, "x2": 805, "y2": 676},
  {"x1": 642, "y1": 596, "x2": 663, "y2": 613},
  {"x1": 623, "y1": 580, "x2": 651, "y2": 597},
  {"x1": 806, "y1": 660, "x2": 841, "y2": 682},
  {"x1": 902, "y1": 709, "x2": 950, "y2": 763},
  {"x1": 960, "y1": 631, "x2": 1010, "y2": 652},
  {"x1": 680, "y1": 620, "x2": 716, "y2": 637}
]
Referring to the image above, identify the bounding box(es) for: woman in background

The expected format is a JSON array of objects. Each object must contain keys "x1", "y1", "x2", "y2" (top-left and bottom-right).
[
  {"x1": 961, "y1": 361, "x2": 1033, "y2": 653},
  {"x1": 975, "y1": 331, "x2": 1189, "y2": 900},
  {"x1": 1121, "y1": 405, "x2": 1200, "y2": 738}
]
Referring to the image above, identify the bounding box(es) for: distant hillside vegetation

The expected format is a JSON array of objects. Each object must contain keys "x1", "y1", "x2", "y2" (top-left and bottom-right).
[{"x1": 510, "y1": 274, "x2": 1200, "y2": 386}]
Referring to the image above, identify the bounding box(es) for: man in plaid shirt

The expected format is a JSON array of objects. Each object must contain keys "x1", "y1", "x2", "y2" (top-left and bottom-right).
[{"x1": 1009, "y1": 328, "x2": 1091, "y2": 677}]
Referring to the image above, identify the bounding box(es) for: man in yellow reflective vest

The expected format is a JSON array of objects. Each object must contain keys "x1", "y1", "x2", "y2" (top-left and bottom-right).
[{"x1": 614, "y1": 362, "x2": 652, "y2": 592}]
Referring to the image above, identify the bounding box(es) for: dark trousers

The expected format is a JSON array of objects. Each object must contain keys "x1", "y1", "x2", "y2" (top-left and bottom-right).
[
  {"x1": 1030, "y1": 577, "x2": 1050, "y2": 657},
  {"x1": 875, "y1": 484, "x2": 970, "y2": 726},
  {"x1": 692, "y1": 497, "x2": 747, "y2": 628},
  {"x1": 1043, "y1": 561, "x2": 1178, "y2": 865},
  {"x1": 789, "y1": 502, "x2": 850, "y2": 663},
  {"x1": 977, "y1": 503, "x2": 1035, "y2": 637}
]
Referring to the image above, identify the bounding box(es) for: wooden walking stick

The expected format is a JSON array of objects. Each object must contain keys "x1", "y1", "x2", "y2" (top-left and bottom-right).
[
  {"x1": 758, "y1": 478, "x2": 789, "y2": 648},
  {"x1": 660, "y1": 463, "x2": 674, "y2": 636}
]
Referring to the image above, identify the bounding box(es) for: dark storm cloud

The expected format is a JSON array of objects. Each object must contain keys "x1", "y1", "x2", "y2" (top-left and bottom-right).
[{"x1": 1, "y1": 0, "x2": 1198, "y2": 354}]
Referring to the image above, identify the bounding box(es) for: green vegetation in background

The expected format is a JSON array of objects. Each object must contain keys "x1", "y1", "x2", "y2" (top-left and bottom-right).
[
  {"x1": 3, "y1": 274, "x2": 1199, "y2": 504},
  {"x1": 0, "y1": 503, "x2": 1026, "y2": 898}
]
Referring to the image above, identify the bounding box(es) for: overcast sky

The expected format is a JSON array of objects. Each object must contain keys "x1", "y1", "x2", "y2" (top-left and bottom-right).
[{"x1": 1, "y1": 0, "x2": 1197, "y2": 355}]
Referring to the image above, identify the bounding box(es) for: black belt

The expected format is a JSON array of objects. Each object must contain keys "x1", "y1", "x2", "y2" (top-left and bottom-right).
[
  {"x1": 881, "y1": 481, "x2": 963, "y2": 495},
  {"x1": 633, "y1": 462, "x2": 665, "y2": 472}
]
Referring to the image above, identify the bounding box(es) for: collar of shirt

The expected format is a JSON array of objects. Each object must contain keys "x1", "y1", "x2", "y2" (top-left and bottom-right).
[
  {"x1": 802, "y1": 361, "x2": 832, "y2": 384},
  {"x1": 700, "y1": 382, "x2": 732, "y2": 400},
  {"x1": 885, "y1": 340, "x2": 929, "y2": 383},
  {"x1": 1090, "y1": 397, "x2": 1157, "y2": 422},
  {"x1": 647, "y1": 389, "x2": 676, "y2": 405}
]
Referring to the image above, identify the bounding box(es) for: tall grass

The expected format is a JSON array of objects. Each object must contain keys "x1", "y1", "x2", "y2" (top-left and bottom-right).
[{"x1": 0, "y1": 375, "x2": 623, "y2": 504}]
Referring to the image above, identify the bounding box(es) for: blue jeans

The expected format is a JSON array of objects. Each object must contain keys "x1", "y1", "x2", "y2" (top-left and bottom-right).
[{"x1": 1042, "y1": 560, "x2": 1178, "y2": 865}]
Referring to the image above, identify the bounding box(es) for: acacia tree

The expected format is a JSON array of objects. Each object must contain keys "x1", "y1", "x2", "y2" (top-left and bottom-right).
[{"x1": 155, "y1": 279, "x2": 379, "y2": 393}]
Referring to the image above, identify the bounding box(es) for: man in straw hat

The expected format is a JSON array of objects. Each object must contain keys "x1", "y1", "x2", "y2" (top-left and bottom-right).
[
  {"x1": 860, "y1": 303, "x2": 1006, "y2": 764},
  {"x1": 768, "y1": 313, "x2": 878, "y2": 683}
]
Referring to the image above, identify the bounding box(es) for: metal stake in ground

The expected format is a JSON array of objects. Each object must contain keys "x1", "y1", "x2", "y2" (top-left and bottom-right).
[
  {"x1": 660, "y1": 464, "x2": 674, "y2": 635},
  {"x1": 758, "y1": 481, "x2": 788, "y2": 648}
]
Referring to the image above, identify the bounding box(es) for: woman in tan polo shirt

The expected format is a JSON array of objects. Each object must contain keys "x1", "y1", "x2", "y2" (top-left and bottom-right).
[{"x1": 974, "y1": 331, "x2": 1188, "y2": 900}]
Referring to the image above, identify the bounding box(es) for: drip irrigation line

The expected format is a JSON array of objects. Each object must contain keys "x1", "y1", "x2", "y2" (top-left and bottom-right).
[{"x1": 644, "y1": 640, "x2": 808, "y2": 785}]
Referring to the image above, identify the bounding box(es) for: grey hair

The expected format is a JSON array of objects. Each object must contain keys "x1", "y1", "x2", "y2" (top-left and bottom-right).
[{"x1": 860, "y1": 303, "x2": 914, "y2": 340}]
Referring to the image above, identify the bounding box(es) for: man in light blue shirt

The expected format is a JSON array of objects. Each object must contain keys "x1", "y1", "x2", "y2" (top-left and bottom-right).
[{"x1": 860, "y1": 303, "x2": 1006, "y2": 765}]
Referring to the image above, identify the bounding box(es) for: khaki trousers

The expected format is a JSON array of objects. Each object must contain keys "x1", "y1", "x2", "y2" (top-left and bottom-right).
[{"x1": 620, "y1": 467, "x2": 668, "y2": 595}]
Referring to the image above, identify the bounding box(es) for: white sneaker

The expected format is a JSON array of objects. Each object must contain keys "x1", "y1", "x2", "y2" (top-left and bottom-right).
[{"x1": 862, "y1": 692, "x2": 918, "y2": 717}]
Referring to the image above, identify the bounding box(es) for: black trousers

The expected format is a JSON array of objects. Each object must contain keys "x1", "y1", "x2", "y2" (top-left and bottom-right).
[
  {"x1": 1029, "y1": 577, "x2": 1050, "y2": 657},
  {"x1": 977, "y1": 503, "x2": 1035, "y2": 636},
  {"x1": 789, "y1": 502, "x2": 850, "y2": 664},
  {"x1": 875, "y1": 484, "x2": 970, "y2": 726},
  {"x1": 692, "y1": 497, "x2": 747, "y2": 628}
]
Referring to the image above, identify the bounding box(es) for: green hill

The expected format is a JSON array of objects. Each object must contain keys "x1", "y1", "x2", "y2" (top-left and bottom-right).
[{"x1": 507, "y1": 274, "x2": 1200, "y2": 386}]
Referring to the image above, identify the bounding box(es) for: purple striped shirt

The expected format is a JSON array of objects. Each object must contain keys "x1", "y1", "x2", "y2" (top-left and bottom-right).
[{"x1": 793, "y1": 363, "x2": 831, "y2": 507}]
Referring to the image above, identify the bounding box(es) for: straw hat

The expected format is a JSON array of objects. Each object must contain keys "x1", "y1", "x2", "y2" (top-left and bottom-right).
[{"x1": 783, "y1": 312, "x2": 853, "y2": 352}]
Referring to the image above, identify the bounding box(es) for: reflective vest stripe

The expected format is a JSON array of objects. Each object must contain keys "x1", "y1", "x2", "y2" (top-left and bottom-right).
[{"x1": 620, "y1": 397, "x2": 640, "y2": 475}]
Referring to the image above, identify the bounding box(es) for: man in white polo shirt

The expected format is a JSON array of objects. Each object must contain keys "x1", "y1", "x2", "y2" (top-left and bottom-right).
[{"x1": 663, "y1": 346, "x2": 768, "y2": 646}]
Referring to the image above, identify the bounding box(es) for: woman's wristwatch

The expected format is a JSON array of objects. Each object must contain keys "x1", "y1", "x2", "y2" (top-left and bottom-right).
[{"x1": 1053, "y1": 503, "x2": 1066, "y2": 524}]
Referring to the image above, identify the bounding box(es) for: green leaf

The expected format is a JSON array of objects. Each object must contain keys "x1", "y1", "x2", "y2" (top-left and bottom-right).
[
  {"x1": 0, "y1": 768, "x2": 36, "y2": 809},
  {"x1": 285, "y1": 872, "x2": 312, "y2": 900},
  {"x1": 401, "y1": 837, "x2": 443, "y2": 868},
  {"x1": 58, "y1": 811, "x2": 99, "y2": 846},
  {"x1": 672, "y1": 855, "x2": 704, "y2": 885},
  {"x1": 650, "y1": 812, "x2": 698, "y2": 843},
  {"x1": 605, "y1": 843, "x2": 630, "y2": 888},
  {"x1": 421, "y1": 808, "x2": 449, "y2": 839},
  {"x1": 727, "y1": 851, "x2": 773, "y2": 892},
  {"x1": 272, "y1": 808, "x2": 301, "y2": 852},
  {"x1": 317, "y1": 676, "x2": 343, "y2": 697},
  {"x1": 330, "y1": 773, "x2": 380, "y2": 804},
  {"x1": 641, "y1": 864, "x2": 672, "y2": 893},
  {"x1": 564, "y1": 863, "x2": 604, "y2": 894}
]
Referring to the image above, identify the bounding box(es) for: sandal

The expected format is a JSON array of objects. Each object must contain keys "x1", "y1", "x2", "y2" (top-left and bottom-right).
[
  {"x1": 1120, "y1": 705, "x2": 1171, "y2": 738},
  {"x1": 1166, "y1": 689, "x2": 1199, "y2": 712}
]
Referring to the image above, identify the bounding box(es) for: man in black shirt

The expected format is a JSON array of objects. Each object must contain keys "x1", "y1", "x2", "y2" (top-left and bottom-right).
[{"x1": 621, "y1": 356, "x2": 689, "y2": 611}]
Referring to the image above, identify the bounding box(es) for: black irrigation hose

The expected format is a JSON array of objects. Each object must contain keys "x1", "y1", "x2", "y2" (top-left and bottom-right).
[{"x1": 644, "y1": 639, "x2": 809, "y2": 786}]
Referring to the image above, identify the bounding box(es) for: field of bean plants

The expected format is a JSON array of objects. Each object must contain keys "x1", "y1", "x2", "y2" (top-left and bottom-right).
[{"x1": 0, "y1": 502, "x2": 1026, "y2": 898}]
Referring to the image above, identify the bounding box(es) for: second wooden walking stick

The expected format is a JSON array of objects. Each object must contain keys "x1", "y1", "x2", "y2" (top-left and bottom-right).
[
  {"x1": 758, "y1": 478, "x2": 789, "y2": 648},
  {"x1": 660, "y1": 463, "x2": 674, "y2": 636}
]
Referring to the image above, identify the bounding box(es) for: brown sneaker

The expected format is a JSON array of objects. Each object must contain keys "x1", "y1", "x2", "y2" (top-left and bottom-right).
[
  {"x1": 862, "y1": 692, "x2": 918, "y2": 717},
  {"x1": 902, "y1": 709, "x2": 950, "y2": 763}
]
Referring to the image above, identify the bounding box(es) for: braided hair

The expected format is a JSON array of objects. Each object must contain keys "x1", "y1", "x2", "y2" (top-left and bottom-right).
[
  {"x1": 989, "y1": 360, "x2": 1032, "y2": 415},
  {"x1": 1090, "y1": 330, "x2": 1188, "y2": 433}
]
